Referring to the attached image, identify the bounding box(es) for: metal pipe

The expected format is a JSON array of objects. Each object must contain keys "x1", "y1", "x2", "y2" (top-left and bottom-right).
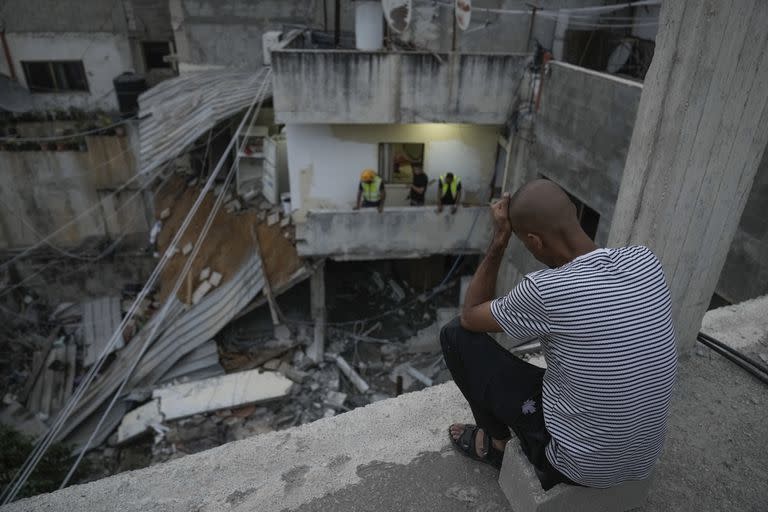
[
  {"x1": 697, "y1": 335, "x2": 768, "y2": 386},
  {"x1": 697, "y1": 332, "x2": 768, "y2": 376}
]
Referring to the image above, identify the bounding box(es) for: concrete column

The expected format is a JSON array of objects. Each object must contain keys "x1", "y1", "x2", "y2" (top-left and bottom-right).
[
  {"x1": 608, "y1": 1, "x2": 768, "y2": 352},
  {"x1": 307, "y1": 261, "x2": 326, "y2": 363}
]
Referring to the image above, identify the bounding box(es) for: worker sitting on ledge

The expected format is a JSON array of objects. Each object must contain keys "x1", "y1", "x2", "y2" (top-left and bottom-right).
[
  {"x1": 354, "y1": 169, "x2": 385, "y2": 213},
  {"x1": 437, "y1": 172, "x2": 461, "y2": 214},
  {"x1": 443, "y1": 179, "x2": 678, "y2": 490}
]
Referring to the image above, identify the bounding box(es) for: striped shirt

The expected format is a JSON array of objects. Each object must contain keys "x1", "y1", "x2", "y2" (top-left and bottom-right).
[{"x1": 491, "y1": 246, "x2": 678, "y2": 488}]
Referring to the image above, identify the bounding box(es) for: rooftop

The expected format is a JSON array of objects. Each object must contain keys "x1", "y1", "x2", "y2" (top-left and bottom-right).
[{"x1": 4, "y1": 297, "x2": 767, "y2": 512}]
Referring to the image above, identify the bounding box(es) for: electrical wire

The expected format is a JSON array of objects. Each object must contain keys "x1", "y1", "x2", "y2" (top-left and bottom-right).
[
  {"x1": 58, "y1": 72, "x2": 271, "y2": 489},
  {"x1": 0, "y1": 167, "x2": 161, "y2": 271},
  {"x1": 0, "y1": 173, "x2": 172, "y2": 299},
  {"x1": 0, "y1": 69, "x2": 270, "y2": 504}
]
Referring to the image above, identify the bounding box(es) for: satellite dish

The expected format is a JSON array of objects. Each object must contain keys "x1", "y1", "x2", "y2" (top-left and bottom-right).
[
  {"x1": 455, "y1": 0, "x2": 472, "y2": 31},
  {"x1": 606, "y1": 41, "x2": 633, "y2": 74},
  {"x1": 382, "y1": 0, "x2": 412, "y2": 34}
]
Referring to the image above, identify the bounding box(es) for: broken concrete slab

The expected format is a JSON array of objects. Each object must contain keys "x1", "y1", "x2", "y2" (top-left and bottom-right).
[
  {"x1": 209, "y1": 272, "x2": 223, "y2": 287},
  {"x1": 117, "y1": 399, "x2": 163, "y2": 444},
  {"x1": 324, "y1": 391, "x2": 347, "y2": 409},
  {"x1": 153, "y1": 369, "x2": 293, "y2": 421},
  {"x1": 191, "y1": 281, "x2": 213, "y2": 305}
]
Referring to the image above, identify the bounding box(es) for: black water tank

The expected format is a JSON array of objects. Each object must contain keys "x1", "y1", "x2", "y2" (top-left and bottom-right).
[{"x1": 113, "y1": 72, "x2": 148, "y2": 117}]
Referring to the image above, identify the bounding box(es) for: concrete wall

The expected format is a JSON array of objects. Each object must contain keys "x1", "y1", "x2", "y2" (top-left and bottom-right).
[
  {"x1": 285, "y1": 124, "x2": 499, "y2": 215},
  {"x1": 169, "y1": 0, "x2": 324, "y2": 72},
  {"x1": 0, "y1": 124, "x2": 151, "y2": 249},
  {"x1": 272, "y1": 51, "x2": 527, "y2": 124},
  {"x1": 528, "y1": 61, "x2": 643, "y2": 245},
  {"x1": 296, "y1": 207, "x2": 491, "y2": 259},
  {"x1": 716, "y1": 149, "x2": 768, "y2": 304},
  {"x1": 498, "y1": 60, "x2": 768, "y2": 305},
  {"x1": 0, "y1": 32, "x2": 133, "y2": 112}
]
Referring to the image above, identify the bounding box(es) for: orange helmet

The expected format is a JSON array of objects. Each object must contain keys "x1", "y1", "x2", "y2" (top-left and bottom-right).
[{"x1": 360, "y1": 169, "x2": 376, "y2": 182}]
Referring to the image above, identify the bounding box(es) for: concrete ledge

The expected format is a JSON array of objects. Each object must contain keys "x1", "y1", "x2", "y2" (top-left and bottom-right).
[
  {"x1": 295, "y1": 207, "x2": 491, "y2": 259},
  {"x1": 498, "y1": 442, "x2": 652, "y2": 512}
]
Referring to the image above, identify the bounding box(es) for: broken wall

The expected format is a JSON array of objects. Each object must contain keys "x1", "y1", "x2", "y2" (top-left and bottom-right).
[
  {"x1": 286, "y1": 123, "x2": 500, "y2": 215},
  {"x1": 0, "y1": 123, "x2": 151, "y2": 249}
]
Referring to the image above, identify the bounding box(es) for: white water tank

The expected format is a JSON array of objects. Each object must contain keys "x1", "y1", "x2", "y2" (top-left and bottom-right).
[{"x1": 355, "y1": 1, "x2": 383, "y2": 51}]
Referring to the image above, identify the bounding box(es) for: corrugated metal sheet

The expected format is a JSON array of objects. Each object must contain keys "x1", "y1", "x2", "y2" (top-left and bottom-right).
[
  {"x1": 59, "y1": 252, "x2": 265, "y2": 449},
  {"x1": 82, "y1": 296, "x2": 123, "y2": 367},
  {"x1": 138, "y1": 69, "x2": 272, "y2": 176},
  {"x1": 159, "y1": 342, "x2": 223, "y2": 384}
]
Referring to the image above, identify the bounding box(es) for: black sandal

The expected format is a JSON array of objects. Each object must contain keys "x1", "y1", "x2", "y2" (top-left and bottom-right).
[{"x1": 448, "y1": 424, "x2": 504, "y2": 469}]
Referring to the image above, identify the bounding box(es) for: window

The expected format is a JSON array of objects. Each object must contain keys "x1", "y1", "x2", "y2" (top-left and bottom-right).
[
  {"x1": 21, "y1": 61, "x2": 88, "y2": 93},
  {"x1": 378, "y1": 143, "x2": 425, "y2": 184},
  {"x1": 142, "y1": 41, "x2": 172, "y2": 69}
]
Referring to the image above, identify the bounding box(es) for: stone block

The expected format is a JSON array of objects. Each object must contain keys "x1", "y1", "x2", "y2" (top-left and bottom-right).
[
  {"x1": 209, "y1": 271, "x2": 223, "y2": 287},
  {"x1": 498, "y1": 442, "x2": 652, "y2": 512},
  {"x1": 182, "y1": 242, "x2": 193, "y2": 256},
  {"x1": 199, "y1": 267, "x2": 211, "y2": 281}
]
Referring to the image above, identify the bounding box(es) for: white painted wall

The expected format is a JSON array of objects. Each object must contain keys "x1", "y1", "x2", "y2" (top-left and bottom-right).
[
  {"x1": 286, "y1": 124, "x2": 500, "y2": 215},
  {"x1": 0, "y1": 32, "x2": 133, "y2": 111}
]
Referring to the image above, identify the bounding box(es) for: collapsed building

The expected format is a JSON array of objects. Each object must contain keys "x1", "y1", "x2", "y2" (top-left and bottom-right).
[{"x1": 0, "y1": 0, "x2": 767, "y2": 507}]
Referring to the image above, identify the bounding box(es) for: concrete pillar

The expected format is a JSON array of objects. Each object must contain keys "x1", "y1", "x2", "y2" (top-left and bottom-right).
[
  {"x1": 307, "y1": 261, "x2": 326, "y2": 363},
  {"x1": 608, "y1": 1, "x2": 768, "y2": 352}
]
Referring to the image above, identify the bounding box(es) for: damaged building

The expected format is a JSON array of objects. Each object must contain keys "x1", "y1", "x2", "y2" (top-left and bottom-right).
[{"x1": 0, "y1": 0, "x2": 767, "y2": 509}]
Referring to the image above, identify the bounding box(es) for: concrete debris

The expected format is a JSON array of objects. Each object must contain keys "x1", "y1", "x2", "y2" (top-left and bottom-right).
[
  {"x1": 0, "y1": 398, "x2": 48, "y2": 438},
  {"x1": 153, "y1": 369, "x2": 293, "y2": 421},
  {"x1": 149, "y1": 220, "x2": 163, "y2": 246},
  {"x1": 371, "y1": 271, "x2": 385, "y2": 291},
  {"x1": 242, "y1": 188, "x2": 259, "y2": 202},
  {"x1": 334, "y1": 355, "x2": 370, "y2": 394},
  {"x1": 209, "y1": 272, "x2": 223, "y2": 287},
  {"x1": 404, "y1": 364, "x2": 433, "y2": 387},
  {"x1": 324, "y1": 390, "x2": 347, "y2": 409},
  {"x1": 182, "y1": 242, "x2": 193, "y2": 256},
  {"x1": 225, "y1": 198, "x2": 243, "y2": 213},
  {"x1": 199, "y1": 267, "x2": 211, "y2": 281},
  {"x1": 389, "y1": 280, "x2": 406, "y2": 303},
  {"x1": 263, "y1": 359, "x2": 281, "y2": 371},
  {"x1": 191, "y1": 281, "x2": 213, "y2": 304},
  {"x1": 267, "y1": 212, "x2": 280, "y2": 226},
  {"x1": 117, "y1": 398, "x2": 163, "y2": 444},
  {"x1": 160, "y1": 207, "x2": 171, "y2": 220},
  {"x1": 280, "y1": 216, "x2": 290, "y2": 227}
]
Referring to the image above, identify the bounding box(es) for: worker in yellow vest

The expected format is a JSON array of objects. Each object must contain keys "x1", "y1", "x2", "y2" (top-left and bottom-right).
[
  {"x1": 355, "y1": 169, "x2": 385, "y2": 212},
  {"x1": 437, "y1": 173, "x2": 462, "y2": 214}
]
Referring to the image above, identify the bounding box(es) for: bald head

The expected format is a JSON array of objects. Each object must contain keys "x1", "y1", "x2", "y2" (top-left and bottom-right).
[{"x1": 508, "y1": 179, "x2": 579, "y2": 236}]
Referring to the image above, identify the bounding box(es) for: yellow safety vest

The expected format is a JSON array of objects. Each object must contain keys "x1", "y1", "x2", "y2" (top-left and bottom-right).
[
  {"x1": 362, "y1": 176, "x2": 382, "y2": 202},
  {"x1": 440, "y1": 175, "x2": 460, "y2": 198}
]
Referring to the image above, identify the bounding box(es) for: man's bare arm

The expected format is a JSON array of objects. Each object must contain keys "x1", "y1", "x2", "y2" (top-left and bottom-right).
[{"x1": 460, "y1": 193, "x2": 512, "y2": 332}]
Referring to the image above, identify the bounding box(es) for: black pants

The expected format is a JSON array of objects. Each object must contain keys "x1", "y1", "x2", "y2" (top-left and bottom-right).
[
  {"x1": 362, "y1": 200, "x2": 381, "y2": 208},
  {"x1": 440, "y1": 317, "x2": 577, "y2": 490}
]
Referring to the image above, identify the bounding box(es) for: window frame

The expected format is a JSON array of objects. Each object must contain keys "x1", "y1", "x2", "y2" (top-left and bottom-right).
[
  {"x1": 377, "y1": 142, "x2": 426, "y2": 184},
  {"x1": 21, "y1": 60, "x2": 89, "y2": 94}
]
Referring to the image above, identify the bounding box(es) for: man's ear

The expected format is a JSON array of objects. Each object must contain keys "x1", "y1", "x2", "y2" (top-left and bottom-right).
[{"x1": 525, "y1": 233, "x2": 543, "y2": 251}]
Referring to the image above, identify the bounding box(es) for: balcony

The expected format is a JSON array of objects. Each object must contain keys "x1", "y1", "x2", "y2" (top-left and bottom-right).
[
  {"x1": 271, "y1": 37, "x2": 528, "y2": 125},
  {"x1": 295, "y1": 206, "x2": 491, "y2": 260}
]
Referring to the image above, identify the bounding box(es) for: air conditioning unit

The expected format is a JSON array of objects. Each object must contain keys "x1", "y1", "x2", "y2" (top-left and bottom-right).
[{"x1": 262, "y1": 31, "x2": 283, "y2": 66}]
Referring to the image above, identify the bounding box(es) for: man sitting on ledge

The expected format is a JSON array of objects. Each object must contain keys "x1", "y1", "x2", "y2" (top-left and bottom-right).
[{"x1": 442, "y1": 179, "x2": 678, "y2": 489}]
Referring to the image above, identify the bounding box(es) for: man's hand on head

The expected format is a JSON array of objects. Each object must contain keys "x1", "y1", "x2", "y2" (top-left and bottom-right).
[{"x1": 491, "y1": 193, "x2": 512, "y2": 247}]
